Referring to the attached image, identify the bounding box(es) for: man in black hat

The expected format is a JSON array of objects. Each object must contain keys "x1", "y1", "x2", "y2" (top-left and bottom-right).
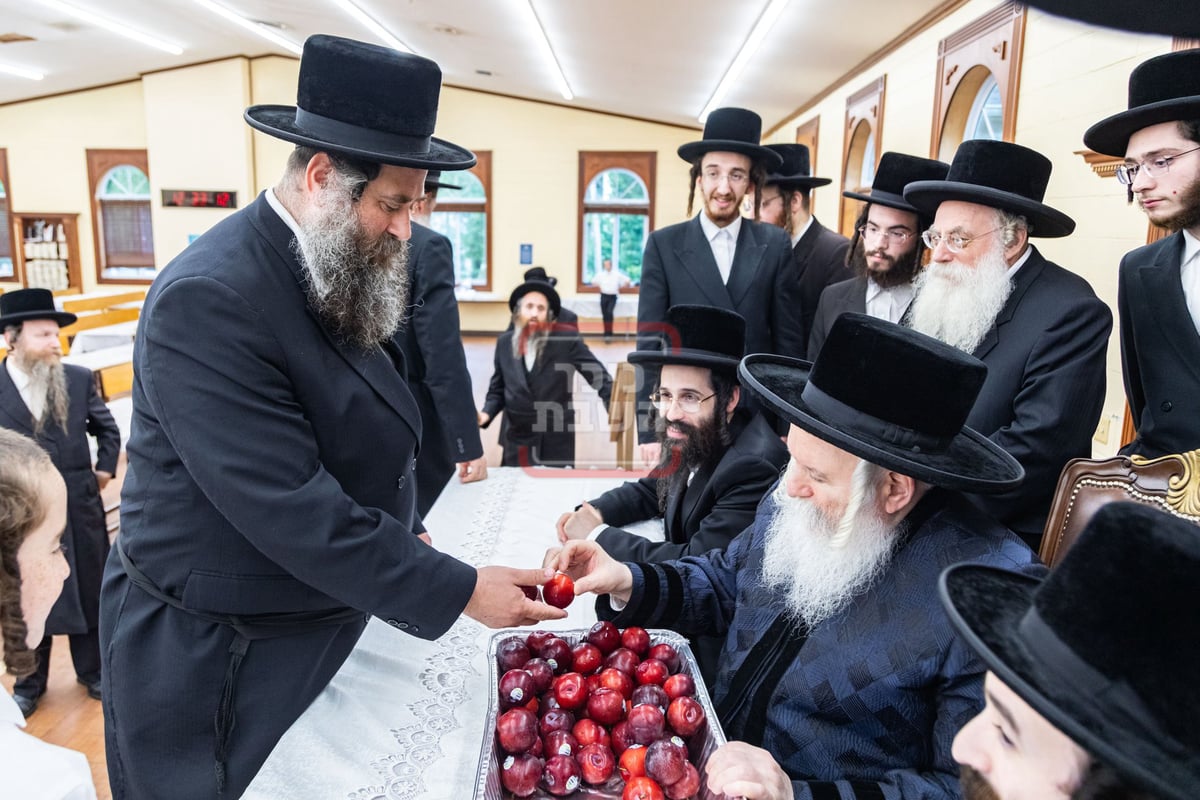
[
  {"x1": 903, "y1": 140, "x2": 1112, "y2": 550},
  {"x1": 394, "y1": 170, "x2": 488, "y2": 518},
  {"x1": 480, "y1": 279, "x2": 612, "y2": 467},
  {"x1": 941, "y1": 501, "x2": 1198, "y2": 800},
  {"x1": 0, "y1": 288, "x2": 120, "y2": 718},
  {"x1": 760, "y1": 143, "x2": 850, "y2": 353},
  {"x1": 809, "y1": 152, "x2": 950, "y2": 358},
  {"x1": 1084, "y1": 49, "x2": 1200, "y2": 458},
  {"x1": 99, "y1": 35, "x2": 566, "y2": 799},
  {"x1": 549, "y1": 313, "x2": 1042, "y2": 798},
  {"x1": 635, "y1": 107, "x2": 803, "y2": 467},
  {"x1": 519, "y1": 267, "x2": 579, "y2": 328}
]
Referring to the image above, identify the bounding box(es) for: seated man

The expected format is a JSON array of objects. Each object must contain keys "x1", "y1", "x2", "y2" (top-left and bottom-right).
[
  {"x1": 548, "y1": 313, "x2": 1044, "y2": 799},
  {"x1": 481, "y1": 278, "x2": 612, "y2": 467},
  {"x1": 941, "y1": 501, "x2": 1196, "y2": 800}
]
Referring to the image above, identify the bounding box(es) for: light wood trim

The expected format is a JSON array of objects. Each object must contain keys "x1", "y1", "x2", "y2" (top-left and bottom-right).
[
  {"x1": 60, "y1": 289, "x2": 146, "y2": 313},
  {"x1": 1074, "y1": 149, "x2": 1123, "y2": 179},
  {"x1": 839, "y1": 77, "x2": 886, "y2": 237},
  {"x1": 85, "y1": 149, "x2": 153, "y2": 286}
]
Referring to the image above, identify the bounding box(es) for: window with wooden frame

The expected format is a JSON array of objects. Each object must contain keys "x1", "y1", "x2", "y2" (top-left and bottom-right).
[
  {"x1": 429, "y1": 150, "x2": 492, "y2": 291},
  {"x1": 839, "y1": 77, "x2": 885, "y2": 237},
  {"x1": 578, "y1": 152, "x2": 655, "y2": 292},
  {"x1": 0, "y1": 149, "x2": 12, "y2": 281},
  {"x1": 87, "y1": 149, "x2": 156, "y2": 283},
  {"x1": 931, "y1": 1, "x2": 1026, "y2": 162}
]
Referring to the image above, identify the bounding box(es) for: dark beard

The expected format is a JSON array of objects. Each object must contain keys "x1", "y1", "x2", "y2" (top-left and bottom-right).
[
  {"x1": 291, "y1": 178, "x2": 410, "y2": 349},
  {"x1": 22, "y1": 354, "x2": 69, "y2": 436},
  {"x1": 959, "y1": 766, "x2": 1001, "y2": 800},
  {"x1": 651, "y1": 412, "x2": 726, "y2": 513},
  {"x1": 849, "y1": 241, "x2": 921, "y2": 288},
  {"x1": 1151, "y1": 172, "x2": 1200, "y2": 232}
]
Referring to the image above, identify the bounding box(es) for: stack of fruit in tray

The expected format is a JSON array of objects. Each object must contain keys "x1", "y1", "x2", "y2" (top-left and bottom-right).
[{"x1": 494, "y1": 622, "x2": 710, "y2": 800}]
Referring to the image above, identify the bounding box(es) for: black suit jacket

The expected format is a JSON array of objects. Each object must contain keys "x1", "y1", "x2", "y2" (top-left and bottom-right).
[
  {"x1": 807, "y1": 275, "x2": 868, "y2": 360},
  {"x1": 482, "y1": 327, "x2": 613, "y2": 467},
  {"x1": 393, "y1": 222, "x2": 484, "y2": 516},
  {"x1": 589, "y1": 412, "x2": 787, "y2": 561},
  {"x1": 100, "y1": 194, "x2": 479, "y2": 798},
  {"x1": 791, "y1": 217, "x2": 851, "y2": 355},
  {"x1": 0, "y1": 361, "x2": 118, "y2": 634},
  {"x1": 1117, "y1": 231, "x2": 1200, "y2": 457},
  {"x1": 960, "y1": 247, "x2": 1112, "y2": 543}
]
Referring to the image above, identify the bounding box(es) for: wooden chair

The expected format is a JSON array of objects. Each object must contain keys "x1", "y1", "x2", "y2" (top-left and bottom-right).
[
  {"x1": 1038, "y1": 448, "x2": 1200, "y2": 567},
  {"x1": 97, "y1": 361, "x2": 134, "y2": 400},
  {"x1": 608, "y1": 362, "x2": 638, "y2": 470}
]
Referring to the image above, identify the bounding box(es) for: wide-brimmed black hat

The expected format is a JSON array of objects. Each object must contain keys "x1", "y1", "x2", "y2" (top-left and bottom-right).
[
  {"x1": 843, "y1": 152, "x2": 949, "y2": 214},
  {"x1": 522, "y1": 267, "x2": 558, "y2": 287},
  {"x1": 904, "y1": 140, "x2": 1075, "y2": 238},
  {"x1": 1083, "y1": 49, "x2": 1200, "y2": 157},
  {"x1": 738, "y1": 313, "x2": 1023, "y2": 493},
  {"x1": 764, "y1": 144, "x2": 831, "y2": 190},
  {"x1": 508, "y1": 280, "x2": 561, "y2": 318},
  {"x1": 245, "y1": 34, "x2": 475, "y2": 171},
  {"x1": 424, "y1": 170, "x2": 463, "y2": 192},
  {"x1": 628, "y1": 305, "x2": 745, "y2": 375},
  {"x1": 0, "y1": 288, "x2": 76, "y2": 329},
  {"x1": 1022, "y1": 0, "x2": 1200, "y2": 39},
  {"x1": 940, "y1": 502, "x2": 1200, "y2": 800},
  {"x1": 677, "y1": 108, "x2": 783, "y2": 171}
]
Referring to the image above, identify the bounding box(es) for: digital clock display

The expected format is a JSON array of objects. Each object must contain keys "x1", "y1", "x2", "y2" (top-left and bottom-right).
[{"x1": 161, "y1": 189, "x2": 238, "y2": 209}]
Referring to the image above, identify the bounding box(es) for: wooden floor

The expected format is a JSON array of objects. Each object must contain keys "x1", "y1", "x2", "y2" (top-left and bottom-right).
[{"x1": 4, "y1": 332, "x2": 635, "y2": 799}]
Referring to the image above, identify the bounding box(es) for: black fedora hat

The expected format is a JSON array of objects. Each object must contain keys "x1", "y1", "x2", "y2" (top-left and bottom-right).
[
  {"x1": 508, "y1": 280, "x2": 561, "y2": 318},
  {"x1": 424, "y1": 170, "x2": 463, "y2": 193},
  {"x1": 764, "y1": 144, "x2": 831, "y2": 190},
  {"x1": 0, "y1": 288, "x2": 76, "y2": 329},
  {"x1": 1022, "y1": 0, "x2": 1200, "y2": 39},
  {"x1": 903, "y1": 140, "x2": 1076, "y2": 238},
  {"x1": 1083, "y1": 49, "x2": 1200, "y2": 157},
  {"x1": 678, "y1": 108, "x2": 783, "y2": 171},
  {"x1": 940, "y1": 502, "x2": 1200, "y2": 800},
  {"x1": 245, "y1": 34, "x2": 475, "y2": 171},
  {"x1": 522, "y1": 267, "x2": 557, "y2": 287},
  {"x1": 738, "y1": 313, "x2": 1023, "y2": 493},
  {"x1": 843, "y1": 151, "x2": 950, "y2": 214},
  {"x1": 628, "y1": 305, "x2": 745, "y2": 375}
]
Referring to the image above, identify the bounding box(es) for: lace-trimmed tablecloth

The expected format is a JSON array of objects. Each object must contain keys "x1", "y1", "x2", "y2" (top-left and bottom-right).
[{"x1": 244, "y1": 467, "x2": 659, "y2": 799}]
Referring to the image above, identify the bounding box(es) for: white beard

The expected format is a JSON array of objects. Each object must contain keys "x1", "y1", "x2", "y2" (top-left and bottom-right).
[
  {"x1": 760, "y1": 460, "x2": 900, "y2": 627},
  {"x1": 907, "y1": 242, "x2": 1015, "y2": 354}
]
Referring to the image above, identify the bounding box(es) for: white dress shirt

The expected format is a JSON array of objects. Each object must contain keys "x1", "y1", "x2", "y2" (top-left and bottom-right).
[
  {"x1": 865, "y1": 279, "x2": 915, "y2": 324},
  {"x1": 698, "y1": 212, "x2": 742, "y2": 285},
  {"x1": 791, "y1": 215, "x2": 814, "y2": 249},
  {"x1": 5, "y1": 358, "x2": 42, "y2": 421},
  {"x1": 1181, "y1": 229, "x2": 1200, "y2": 337},
  {"x1": 0, "y1": 690, "x2": 97, "y2": 799},
  {"x1": 594, "y1": 269, "x2": 628, "y2": 295}
]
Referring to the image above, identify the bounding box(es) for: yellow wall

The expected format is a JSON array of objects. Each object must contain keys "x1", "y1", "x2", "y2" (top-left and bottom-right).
[{"x1": 767, "y1": 0, "x2": 1174, "y2": 455}]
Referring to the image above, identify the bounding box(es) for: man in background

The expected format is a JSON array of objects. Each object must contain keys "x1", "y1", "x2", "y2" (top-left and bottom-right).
[{"x1": 593, "y1": 258, "x2": 630, "y2": 342}]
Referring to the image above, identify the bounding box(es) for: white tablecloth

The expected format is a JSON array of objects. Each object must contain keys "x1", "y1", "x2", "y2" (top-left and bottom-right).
[
  {"x1": 245, "y1": 467, "x2": 660, "y2": 800},
  {"x1": 70, "y1": 320, "x2": 139, "y2": 353},
  {"x1": 560, "y1": 294, "x2": 638, "y2": 319}
]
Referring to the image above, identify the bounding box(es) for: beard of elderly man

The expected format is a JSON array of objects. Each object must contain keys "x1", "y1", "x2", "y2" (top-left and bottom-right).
[{"x1": 4, "y1": 319, "x2": 70, "y2": 437}]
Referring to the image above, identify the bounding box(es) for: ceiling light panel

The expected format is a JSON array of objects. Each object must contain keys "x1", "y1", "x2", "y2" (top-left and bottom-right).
[
  {"x1": 34, "y1": 0, "x2": 183, "y2": 55},
  {"x1": 190, "y1": 0, "x2": 303, "y2": 55}
]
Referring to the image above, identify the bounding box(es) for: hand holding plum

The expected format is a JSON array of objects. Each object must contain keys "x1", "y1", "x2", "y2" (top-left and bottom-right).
[
  {"x1": 543, "y1": 540, "x2": 634, "y2": 604},
  {"x1": 463, "y1": 566, "x2": 567, "y2": 628}
]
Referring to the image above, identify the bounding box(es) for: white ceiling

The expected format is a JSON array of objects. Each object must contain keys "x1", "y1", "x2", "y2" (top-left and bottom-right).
[{"x1": 0, "y1": 0, "x2": 949, "y2": 131}]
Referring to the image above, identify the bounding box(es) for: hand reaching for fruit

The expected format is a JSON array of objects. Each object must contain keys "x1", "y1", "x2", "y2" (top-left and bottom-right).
[
  {"x1": 543, "y1": 540, "x2": 635, "y2": 605},
  {"x1": 704, "y1": 741, "x2": 794, "y2": 800},
  {"x1": 556, "y1": 502, "x2": 604, "y2": 542},
  {"x1": 462, "y1": 566, "x2": 568, "y2": 628}
]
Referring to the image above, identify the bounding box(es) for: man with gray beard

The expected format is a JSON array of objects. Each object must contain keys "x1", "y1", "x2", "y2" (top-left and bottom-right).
[
  {"x1": 0, "y1": 289, "x2": 119, "y2": 718},
  {"x1": 904, "y1": 140, "x2": 1112, "y2": 551},
  {"x1": 548, "y1": 313, "x2": 1043, "y2": 799}
]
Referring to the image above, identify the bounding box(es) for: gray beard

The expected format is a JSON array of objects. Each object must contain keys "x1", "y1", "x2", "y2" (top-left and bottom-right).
[
  {"x1": 22, "y1": 354, "x2": 69, "y2": 436},
  {"x1": 907, "y1": 243, "x2": 1014, "y2": 354},
  {"x1": 511, "y1": 318, "x2": 548, "y2": 362},
  {"x1": 760, "y1": 460, "x2": 899, "y2": 627},
  {"x1": 291, "y1": 176, "x2": 410, "y2": 349}
]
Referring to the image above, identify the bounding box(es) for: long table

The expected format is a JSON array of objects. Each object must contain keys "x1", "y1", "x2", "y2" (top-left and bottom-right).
[{"x1": 244, "y1": 467, "x2": 659, "y2": 799}]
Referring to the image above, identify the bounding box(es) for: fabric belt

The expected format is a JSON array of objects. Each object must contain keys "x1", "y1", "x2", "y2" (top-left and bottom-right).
[{"x1": 116, "y1": 538, "x2": 362, "y2": 795}]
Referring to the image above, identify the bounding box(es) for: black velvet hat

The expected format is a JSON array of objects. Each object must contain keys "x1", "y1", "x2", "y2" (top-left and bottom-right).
[
  {"x1": 903, "y1": 140, "x2": 1075, "y2": 238},
  {"x1": 0, "y1": 288, "x2": 76, "y2": 329},
  {"x1": 1022, "y1": 0, "x2": 1200, "y2": 39},
  {"x1": 424, "y1": 170, "x2": 463, "y2": 192},
  {"x1": 764, "y1": 144, "x2": 831, "y2": 189},
  {"x1": 738, "y1": 313, "x2": 1023, "y2": 493},
  {"x1": 940, "y1": 502, "x2": 1200, "y2": 800},
  {"x1": 1083, "y1": 49, "x2": 1200, "y2": 157},
  {"x1": 677, "y1": 108, "x2": 783, "y2": 171},
  {"x1": 843, "y1": 151, "x2": 950, "y2": 214},
  {"x1": 245, "y1": 34, "x2": 476, "y2": 171},
  {"x1": 522, "y1": 267, "x2": 558, "y2": 287},
  {"x1": 508, "y1": 280, "x2": 561, "y2": 318},
  {"x1": 628, "y1": 305, "x2": 745, "y2": 375}
]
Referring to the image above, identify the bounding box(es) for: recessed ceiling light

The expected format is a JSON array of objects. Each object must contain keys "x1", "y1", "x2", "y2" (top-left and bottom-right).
[
  {"x1": 34, "y1": 0, "x2": 183, "y2": 55},
  {"x1": 0, "y1": 62, "x2": 44, "y2": 80},
  {"x1": 433, "y1": 25, "x2": 462, "y2": 36},
  {"x1": 329, "y1": 0, "x2": 412, "y2": 53},
  {"x1": 475, "y1": 69, "x2": 493, "y2": 76},
  {"x1": 190, "y1": 0, "x2": 302, "y2": 55}
]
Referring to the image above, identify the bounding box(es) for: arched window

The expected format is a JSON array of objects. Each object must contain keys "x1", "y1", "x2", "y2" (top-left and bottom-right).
[
  {"x1": 840, "y1": 77, "x2": 885, "y2": 237},
  {"x1": 0, "y1": 151, "x2": 12, "y2": 280},
  {"x1": 578, "y1": 152, "x2": 655, "y2": 290},
  {"x1": 428, "y1": 150, "x2": 491, "y2": 290},
  {"x1": 966, "y1": 73, "x2": 1003, "y2": 141},
  {"x1": 87, "y1": 149, "x2": 156, "y2": 282}
]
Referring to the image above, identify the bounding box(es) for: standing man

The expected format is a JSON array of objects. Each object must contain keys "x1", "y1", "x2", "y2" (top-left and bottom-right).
[
  {"x1": 760, "y1": 142, "x2": 850, "y2": 353},
  {"x1": 1083, "y1": 48, "x2": 1200, "y2": 457},
  {"x1": 593, "y1": 258, "x2": 630, "y2": 342},
  {"x1": 481, "y1": 278, "x2": 612, "y2": 467},
  {"x1": 100, "y1": 36, "x2": 564, "y2": 800},
  {"x1": 903, "y1": 140, "x2": 1112, "y2": 549},
  {"x1": 636, "y1": 107, "x2": 801, "y2": 466},
  {"x1": 521, "y1": 267, "x2": 578, "y2": 328},
  {"x1": 808, "y1": 152, "x2": 949, "y2": 358},
  {"x1": 0, "y1": 288, "x2": 119, "y2": 718},
  {"x1": 396, "y1": 170, "x2": 488, "y2": 518}
]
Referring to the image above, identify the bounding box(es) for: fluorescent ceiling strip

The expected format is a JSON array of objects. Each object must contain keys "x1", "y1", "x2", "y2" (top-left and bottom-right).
[
  {"x1": 189, "y1": 0, "x2": 303, "y2": 56},
  {"x1": 0, "y1": 63, "x2": 44, "y2": 80},
  {"x1": 330, "y1": 0, "x2": 412, "y2": 53},
  {"x1": 35, "y1": 0, "x2": 183, "y2": 55},
  {"x1": 522, "y1": 0, "x2": 572, "y2": 100},
  {"x1": 698, "y1": 0, "x2": 789, "y2": 121}
]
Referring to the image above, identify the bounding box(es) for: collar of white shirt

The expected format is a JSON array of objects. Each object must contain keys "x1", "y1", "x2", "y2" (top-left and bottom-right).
[
  {"x1": 265, "y1": 187, "x2": 303, "y2": 240},
  {"x1": 698, "y1": 210, "x2": 742, "y2": 247},
  {"x1": 4, "y1": 359, "x2": 39, "y2": 419},
  {"x1": 1005, "y1": 245, "x2": 1033, "y2": 280},
  {"x1": 1182, "y1": 228, "x2": 1200, "y2": 269},
  {"x1": 791, "y1": 215, "x2": 815, "y2": 249}
]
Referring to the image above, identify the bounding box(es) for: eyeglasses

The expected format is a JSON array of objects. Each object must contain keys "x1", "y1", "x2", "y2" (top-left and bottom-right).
[
  {"x1": 858, "y1": 224, "x2": 915, "y2": 244},
  {"x1": 702, "y1": 169, "x2": 750, "y2": 187},
  {"x1": 650, "y1": 389, "x2": 716, "y2": 414},
  {"x1": 921, "y1": 226, "x2": 1002, "y2": 254},
  {"x1": 1116, "y1": 145, "x2": 1200, "y2": 185}
]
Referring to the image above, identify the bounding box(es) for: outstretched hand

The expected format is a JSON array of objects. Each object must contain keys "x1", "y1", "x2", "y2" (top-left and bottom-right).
[
  {"x1": 462, "y1": 566, "x2": 567, "y2": 628},
  {"x1": 542, "y1": 540, "x2": 633, "y2": 604},
  {"x1": 705, "y1": 742, "x2": 794, "y2": 800}
]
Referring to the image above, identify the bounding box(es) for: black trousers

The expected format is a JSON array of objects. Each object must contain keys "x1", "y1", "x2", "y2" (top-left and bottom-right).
[
  {"x1": 600, "y1": 293, "x2": 618, "y2": 336},
  {"x1": 14, "y1": 628, "x2": 102, "y2": 698}
]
